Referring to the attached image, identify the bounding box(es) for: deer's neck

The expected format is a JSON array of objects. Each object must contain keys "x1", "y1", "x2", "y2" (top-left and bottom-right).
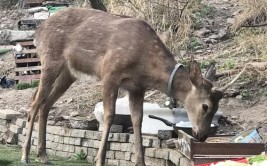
[{"x1": 151, "y1": 64, "x2": 192, "y2": 103}]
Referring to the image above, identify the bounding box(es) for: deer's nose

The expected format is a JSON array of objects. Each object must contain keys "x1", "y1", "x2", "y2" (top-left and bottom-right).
[{"x1": 192, "y1": 127, "x2": 199, "y2": 137}]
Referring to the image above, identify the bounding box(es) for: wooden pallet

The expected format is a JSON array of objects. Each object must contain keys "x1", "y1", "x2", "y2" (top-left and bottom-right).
[{"x1": 14, "y1": 40, "x2": 41, "y2": 84}]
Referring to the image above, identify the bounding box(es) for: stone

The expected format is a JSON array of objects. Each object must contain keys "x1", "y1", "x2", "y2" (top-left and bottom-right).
[
  {"x1": 106, "y1": 150, "x2": 115, "y2": 159},
  {"x1": 115, "y1": 151, "x2": 125, "y2": 160},
  {"x1": 155, "y1": 149, "x2": 169, "y2": 160},
  {"x1": 169, "y1": 150, "x2": 183, "y2": 165},
  {"x1": 63, "y1": 136, "x2": 70, "y2": 144},
  {"x1": 109, "y1": 142, "x2": 121, "y2": 151},
  {"x1": 82, "y1": 138, "x2": 94, "y2": 147},
  {"x1": 227, "y1": 18, "x2": 235, "y2": 24},
  {"x1": 87, "y1": 148, "x2": 98, "y2": 157},
  {"x1": 142, "y1": 137, "x2": 153, "y2": 147},
  {"x1": 0, "y1": 119, "x2": 8, "y2": 125},
  {"x1": 16, "y1": 118, "x2": 26, "y2": 128},
  {"x1": 6, "y1": 132, "x2": 17, "y2": 144},
  {"x1": 0, "y1": 109, "x2": 21, "y2": 120},
  {"x1": 125, "y1": 152, "x2": 132, "y2": 161},
  {"x1": 75, "y1": 146, "x2": 88, "y2": 155},
  {"x1": 107, "y1": 159, "x2": 119, "y2": 166},
  {"x1": 69, "y1": 137, "x2": 82, "y2": 146},
  {"x1": 0, "y1": 125, "x2": 8, "y2": 132},
  {"x1": 145, "y1": 148, "x2": 156, "y2": 157},
  {"x1": 70, "y1": 111, "x2": 79, "y2": 117},
  {"x1": 70, "y1": 118, "x2": 98, "y2": 130},
  {"x1": 86, "y1": 156, "x2": 95, "y2": 163},
  {"x1": 158, "y1": 130, "x2": 177, "y2": 140},
  {"x1": 108, "y1": 133, "x2": 120, "y2": 142},
  {"x1": 46, "y1": 133, "x2": 54, "y2": 142},
  {"x1": 18, "y1": 134, "x2": 25, "y2": 142},
  {"x1": 120, "y1": 143, "x2": 133, "y2": 152},
  {"x1": 56, "y1": 151, "x2": 68, "y2": 158},
  {"x1": 145, "y1": 157, "x2": 165, "y2": 166},
  {"x1": 180, "y1": 157, "x2": 191, "y2": 166},
  {"x1": 119, "y1": 133, "x2": 129, "y2": 142},
  {"x1": 46, "y1": 141, "x2": 53, "y2": 149},
  {"x1": 53, "y1": 135, "x2": 64, "y2": 144},
  {"x1": 119, "y1": 160, "x2": 135, "y2": 166},
  {"x1": 152, "y1": 138, "x2": 161, "y2": 148},
  {"x1": 85, "y1": 130, "x2": 98, "y2": 139},
  {"x1": 70, "y1": 129, "x2": 86, "y2": 138}
]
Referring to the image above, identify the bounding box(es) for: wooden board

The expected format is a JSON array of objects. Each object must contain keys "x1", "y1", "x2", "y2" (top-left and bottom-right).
[
  {"x1": 14, "y1": 66, "x2": 41, "y2": 72},
  {"x1": 175, "y1": 130, "x2": 265, "y2": 165},
  {"x1": 15, "y1": 74, "x2": 40, "y2": 82},
  {"x1": 15, "y1": 58, "x2": 40, "y2": 63}
]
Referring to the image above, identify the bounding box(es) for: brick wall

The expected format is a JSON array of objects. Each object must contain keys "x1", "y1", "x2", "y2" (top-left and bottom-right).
[{"x1": 0, "y1": 116, "x2": 191, "y2": 166}]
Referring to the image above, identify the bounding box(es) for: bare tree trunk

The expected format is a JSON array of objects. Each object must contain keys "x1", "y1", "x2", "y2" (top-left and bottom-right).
[{"x1": 89, "y1": 0, "x2": 106, "y2": 12}]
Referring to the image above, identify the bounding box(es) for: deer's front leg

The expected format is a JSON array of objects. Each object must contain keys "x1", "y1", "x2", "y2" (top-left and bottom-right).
[
  {"x1": 129, "y1": 89, "x2": 145, "y2": 166},
  {"x1": 96, "y1": 81, "x2": 118, "y2": 166}
]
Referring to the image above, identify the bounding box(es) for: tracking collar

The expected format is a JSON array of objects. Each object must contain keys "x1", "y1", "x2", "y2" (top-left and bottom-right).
[{"x1": 165, "y1": 63, "x2": 183, "y2": 109}]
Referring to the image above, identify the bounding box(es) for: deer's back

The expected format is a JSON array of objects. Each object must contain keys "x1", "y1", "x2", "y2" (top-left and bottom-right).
[{"x1": 35, "y1": 8, "x2": 174, "y2": 83}]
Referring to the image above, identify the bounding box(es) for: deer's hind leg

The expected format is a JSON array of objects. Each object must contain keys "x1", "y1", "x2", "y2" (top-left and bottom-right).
[
  {"x1": 36, "y1": 66, "x2": 75, "y2": 163},
  {"x1": 21, "y1": 63, "x2": 75, "y2": 164}
]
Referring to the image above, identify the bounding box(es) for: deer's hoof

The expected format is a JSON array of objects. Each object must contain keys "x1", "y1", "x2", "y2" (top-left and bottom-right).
[{"x1": 21, "y1": 159, "x2": 29, "y2": 165}]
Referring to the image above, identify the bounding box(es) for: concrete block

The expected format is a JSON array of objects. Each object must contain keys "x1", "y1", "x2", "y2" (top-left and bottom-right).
[
  {"x1": 169, "y1": 150, "x2": 183, "y2": 165},
  {"x1": 0, "y1": 109, "x2": 21, "y2": 120},
  {"x1": 129, "y1": 134, "x2": 135, "y2": 143},
  {"x1": 119, "y1": 133, "x2": 130, "y2": 142},
  {"x1": 22, "y1": 128, "x2": 27, "y2": 136},
  {"x1": 119, "y1": 160, "x2": 135, "y2": 166},
  {"x1": 155, "y1": 149, "x2": 169, "y2": 160},
  {"x1": 86, "y1": 156, "x2": 95, "y2": 164},
  {"x1": 0, "y1": 119, "x2": 9, "y2": 125},
  {"x1": 152, "y1": 138, "x2": 161, "y2": 148},
  {"x1": 120, "y1": 143, "x2": 133, "y2": 152},
  {"x1": 96, "y1": 132, "x2": 102, "y2": 140},
  {"x1": 158, "y1": 130, "x2": 177, "y2": 140},
  {"x1": 85, "y1": 130, "x2": 98, "y2": 139},
  {"x1": 109, "y1": 142, "x2": 121, "y2": 151},
  {"x1": 54, "y1": 135, "x2": 64, "y2": 144},
  {"x1": 82, "y1": 138, "x2": 94, "y2": 147},
  {"x1": 99, "y1": 124, "x2": 122, "y2": 133},
  {"x1": 108, "y1": 133, "x2": 120, "y2": 142},
  {"x1": 16, "y1": 118, "x2": 26, "y2": 128},
  {"x1": 142, "y1": 137, "x2": 153, "y2": 147},
  {"x1": 6, "y1": 132, "x2": 18, "y2": 144},
  {"x1": 106, "y1": 150, "x2": 115, "y2": 159},
  {"x1": 9, "y1": 125, "x2": 23, "y2": 134},
  {"x1": 46, "y1": 141, "x2": 53, "y2": 149},
  {"x1": 62, "y1": 144, "x2": 70, "y2": 152},
  {"x1": 69, "y1": 145, "x2": 75, "y2": 153},
  {"x1": 46, "y1": 133, "x2": 54, "y2": 142},
  {"x1": 56, "y1": 151, "x2": 68, "y2": 158},
  {"x1": 47, "y1": 149, "x2": 56, "y2": 155},
  {"x1": 125, "y1": 152, "x2": 132, "y2": 161},
  {"x1": 145, "y1": 157, "x2": 166, "y2": 166},
  {"x1": 145, "y1": 148, "x2": 156, "y2": 157},
  {"x1": 69, "y1": 137, "x2": 82, "y2": 146},
  {"x1": 0, "y1": 125, "x2": 8, "y2": 132},
  {"x1": 70, "y1": 129, "x2": 85, "y2": 138},
  {"x1": 87, "y1": 147, "x2": 98, "y2": 157},
  {"x1": 107, "y1": 159, "x2": 119, "y2": 166},
  {"x1": 63, "y1": 136, "x2": 69, "y2": 144},
  {"x1": 51, "y1": 142, "x2": 63, "y2": 151},
  {"x1": 18, "y1": 134, "x2": 25, "y2": 142},
  {"x1": 115, "y1": 151, "x2": 125, "y2": 160}
]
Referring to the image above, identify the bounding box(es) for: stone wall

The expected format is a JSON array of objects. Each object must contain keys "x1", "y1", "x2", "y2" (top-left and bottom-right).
[{"x1": 0, "y1": 110, "x2": 191, "y2": 166}]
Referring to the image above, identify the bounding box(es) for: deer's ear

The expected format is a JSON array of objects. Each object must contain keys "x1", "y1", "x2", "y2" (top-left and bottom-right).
[
  {"x1": 212, "y1": 90, "x2": 224, "y2": 102},
  {"x1": 189, "y1": 60, "x2": 203, "y2": 88}
]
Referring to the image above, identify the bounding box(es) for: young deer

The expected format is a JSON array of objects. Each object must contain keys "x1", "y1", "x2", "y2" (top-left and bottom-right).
[{"x1": 21, "y1": 8, "x2": 225, "y2": 166}]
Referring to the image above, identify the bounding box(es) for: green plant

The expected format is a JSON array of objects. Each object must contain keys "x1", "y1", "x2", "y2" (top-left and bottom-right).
[
  {"x1": 15, "y1": 80, "x2": 39, "y2": 90},
  {"x1": 186, "y1": 37, "x2": 203, "y2": 50},
  {"x1": 223, "y1": 59, "x2": 236, "y2": 69},
  {"x1": 241, "y1": 90, "x2": 251, "y2": 98},
  {"x1": 73, "y1": 149, "x2": 87, "y2": 160}
]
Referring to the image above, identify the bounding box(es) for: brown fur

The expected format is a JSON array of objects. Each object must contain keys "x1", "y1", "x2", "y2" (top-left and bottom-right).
[{"x1": 21, "y1": 8, "x2": 223, "y2": 166}]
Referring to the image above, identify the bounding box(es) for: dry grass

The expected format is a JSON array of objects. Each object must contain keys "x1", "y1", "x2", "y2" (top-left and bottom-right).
[{"x1": 72, "y1": 0, "x2": 203, "y2": 54}]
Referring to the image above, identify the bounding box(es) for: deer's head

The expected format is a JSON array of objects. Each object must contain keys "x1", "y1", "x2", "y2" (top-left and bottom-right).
[
  {"x1": 171, "y1": 60, "x2": 224, "y2": 142},
  {"x1": 185, "y1": 61, "x2": 224, "y2": 141}
]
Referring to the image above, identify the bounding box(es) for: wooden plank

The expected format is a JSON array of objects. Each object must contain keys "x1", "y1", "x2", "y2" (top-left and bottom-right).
[
  {"x1": 18, "y1": 49, "x2": 37, "y2": 54},
  {"x1": 15, "y1": 58, "x2": 40, "y2": 63},
  {"x1": 16, "y1": 41, "x2": 34, "y2": 47},
  {"x1": 193, "y1": 142, "x2": 265, "y2": 156},
  {"x1": 14, "y1": 66, "x2": 41, "y2": 72},
  {"x1": 176, "y1": 130, "x2": 195, "y2": 159},
  {"x1": 15, "y1": 74, "x2": 40, "y2": 81}
]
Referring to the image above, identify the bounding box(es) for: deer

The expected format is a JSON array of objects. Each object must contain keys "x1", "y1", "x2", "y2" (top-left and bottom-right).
[{"x1": 21, "y1": 7, "x2": 245, "y2": 166}]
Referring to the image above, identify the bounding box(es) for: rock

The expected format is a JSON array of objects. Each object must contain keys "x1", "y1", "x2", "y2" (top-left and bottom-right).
[
  {"x1": 66, "y1": 98, "x2": 74, "y2": 104},
  {"x1": 70, "y1": 111, "x2": 79, "y2": 117},
  {"x1": 227, "y1": 18, "x2": 235, "y2": 24},
  {"x1": 236, "y1": 95, "x2": 242, "y2": 99},
  {"x1": 194, "y1": 28, "x2": 211, "y2": 37},
  {"x1": 0, "y1": 109, "x2": 22, "y2": 120},
  {"x1": 70, "y1": 118, "x2": 98, "y2": 130},
  {"x1": 231, "y1": 116, "x2": 238, "y2": 120}
]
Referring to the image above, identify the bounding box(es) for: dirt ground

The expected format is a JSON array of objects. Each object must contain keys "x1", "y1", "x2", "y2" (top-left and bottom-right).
[{"x1": 0, "y1": 0, "x2": 266, "y2": 144}]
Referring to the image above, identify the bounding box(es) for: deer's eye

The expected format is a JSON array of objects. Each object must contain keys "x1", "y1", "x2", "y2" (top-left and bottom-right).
[{"x1": 202, "y1": 104, "x2": 209, "y2": 112}]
